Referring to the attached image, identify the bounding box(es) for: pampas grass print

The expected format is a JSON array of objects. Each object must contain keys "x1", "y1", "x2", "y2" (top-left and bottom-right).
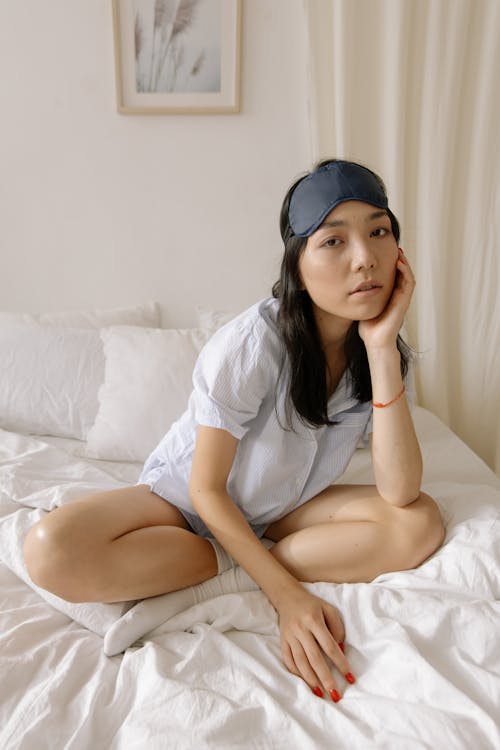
[{"x1": 134, "y1": 0, "x2": 204, "y2": 93}]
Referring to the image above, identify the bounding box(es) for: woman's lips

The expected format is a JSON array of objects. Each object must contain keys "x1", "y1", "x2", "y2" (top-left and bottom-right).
[{"x1": 349, "y1": 285, "x2": 382, "y2": 297}]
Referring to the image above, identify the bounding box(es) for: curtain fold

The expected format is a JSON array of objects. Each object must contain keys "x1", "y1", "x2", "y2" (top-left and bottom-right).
[{"x1": 304, "y1": 0, "x2": 500, "y2": 475}]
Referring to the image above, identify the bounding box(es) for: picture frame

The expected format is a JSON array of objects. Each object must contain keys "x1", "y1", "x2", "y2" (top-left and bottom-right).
[{"x1": 112, "y1": 0, "x2": 241, "y2": 114}]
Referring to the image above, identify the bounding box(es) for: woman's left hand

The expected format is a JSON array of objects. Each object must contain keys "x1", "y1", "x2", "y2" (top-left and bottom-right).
[{"x1": 358, "y1": 247, "x2": 415, "y2": 350}]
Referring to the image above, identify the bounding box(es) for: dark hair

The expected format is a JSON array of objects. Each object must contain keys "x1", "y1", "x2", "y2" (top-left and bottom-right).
[{"x1": 272, "y1": 158, "x2": 413, "y2": 429}]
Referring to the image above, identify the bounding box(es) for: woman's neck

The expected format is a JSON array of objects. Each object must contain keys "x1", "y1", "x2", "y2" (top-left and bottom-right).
[
  {"x1": 325, "y1": 349, "x2": 347, "y2": 399},
  {"x1": 311, "y1": 304, "x2": 352, "y2": 352}
]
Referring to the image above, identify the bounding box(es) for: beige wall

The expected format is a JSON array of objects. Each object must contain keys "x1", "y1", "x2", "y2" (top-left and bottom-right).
[{"x1": 0, "y1": 1, "x2": 310, "y2": 327}]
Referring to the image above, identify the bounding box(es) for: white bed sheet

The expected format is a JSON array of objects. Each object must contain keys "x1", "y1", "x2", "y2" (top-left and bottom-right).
[{"x1": 0, "y1": 407, "x2": 499, "y2": 749}]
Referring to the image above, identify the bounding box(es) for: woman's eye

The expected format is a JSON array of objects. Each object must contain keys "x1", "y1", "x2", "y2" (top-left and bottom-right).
[
  {"x1": 371, "y1": 227, "x2": 390, "y2": 237},
  {"x1": 323, "y1": 237, "x2": 342, "y2": 247}
]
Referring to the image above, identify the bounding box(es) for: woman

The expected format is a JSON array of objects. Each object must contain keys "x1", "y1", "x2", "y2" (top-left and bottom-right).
[{"x1": 24, "y1": 159, "x2": 445, "y2": 703}]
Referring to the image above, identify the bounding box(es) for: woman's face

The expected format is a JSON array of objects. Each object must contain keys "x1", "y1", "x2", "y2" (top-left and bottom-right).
[{"x1": 298, "y1": 200, "x2": 399, "y2": 344}]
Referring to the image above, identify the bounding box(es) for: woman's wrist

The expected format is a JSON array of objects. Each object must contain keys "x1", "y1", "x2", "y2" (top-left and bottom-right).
[
  {"x1": 262, "y1": 564, "x2": 305, "y2": 610},
  {"x1": 367, "y1": 347, "x2": 404, "y2": 404},
  {"x1": 365, "y1": 343, "x2": 400, "y2": 363}
]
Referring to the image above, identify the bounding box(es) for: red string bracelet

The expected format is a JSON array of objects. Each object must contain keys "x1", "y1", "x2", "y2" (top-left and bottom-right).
[{"x1": 372, "y1": 385, "x2": 405, "y2": 409}]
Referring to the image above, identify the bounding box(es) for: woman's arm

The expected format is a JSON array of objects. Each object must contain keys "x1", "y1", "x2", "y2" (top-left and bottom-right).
[
  {"x1": 189, "y1": 425, "x2": 354, "y2": 698},
  {"x1": 189, "y1": 426, "x2": 301, "y2": 606},
  {"x1": 360, "y1": 248, "x2": 422, "y2": 506},
  {"x1": 367, "y1": 347, "x2": 422, "y2": 505}
]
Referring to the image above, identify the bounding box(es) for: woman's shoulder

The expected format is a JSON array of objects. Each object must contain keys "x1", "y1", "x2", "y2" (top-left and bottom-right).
[
  {"x1": 191, "y1": 299, "x2": 282, "y2": 428},
  {"x1": 202, "y1": 297, "x2": 281, "y2": 359}
]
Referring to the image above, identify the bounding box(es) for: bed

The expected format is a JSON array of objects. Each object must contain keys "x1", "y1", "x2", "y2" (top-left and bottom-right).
[{"x1": 1, "y1": 303, "x2": 499, "y2": 750}]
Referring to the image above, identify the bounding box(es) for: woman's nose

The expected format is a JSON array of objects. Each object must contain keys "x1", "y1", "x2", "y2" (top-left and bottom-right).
[{"x1": 351, "y1": 240, "x2": 376, "y2": 271}]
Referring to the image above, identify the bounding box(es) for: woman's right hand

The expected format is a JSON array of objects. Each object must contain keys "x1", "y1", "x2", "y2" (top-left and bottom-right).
[{"x1": 276, "y1": 584, "x2": 356, "y2": 702}]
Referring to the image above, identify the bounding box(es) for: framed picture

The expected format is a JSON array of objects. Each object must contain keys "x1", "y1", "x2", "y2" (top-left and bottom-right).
[{"x1": 112, "y1": 0, "x2": 241, "y2": 114}]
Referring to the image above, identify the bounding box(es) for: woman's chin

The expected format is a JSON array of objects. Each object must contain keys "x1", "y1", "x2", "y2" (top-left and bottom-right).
[{"x1": 357, "y1": 307, "x2": 386, "y2": 322}]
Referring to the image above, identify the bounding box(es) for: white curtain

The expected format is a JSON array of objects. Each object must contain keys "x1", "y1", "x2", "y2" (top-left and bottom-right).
[{"x1": 303, "y1": 0, "x2": 500, "y2": 476}]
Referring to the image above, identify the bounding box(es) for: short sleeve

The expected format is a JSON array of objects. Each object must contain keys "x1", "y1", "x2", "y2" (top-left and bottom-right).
[{"x1": 191, "y1": 318, "x2": 274, "y2": 440}]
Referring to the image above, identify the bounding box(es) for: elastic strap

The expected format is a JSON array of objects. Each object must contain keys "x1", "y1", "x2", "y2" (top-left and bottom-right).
[{"x1": 207, "y1": 538, "x2": 235, "y2": 574}]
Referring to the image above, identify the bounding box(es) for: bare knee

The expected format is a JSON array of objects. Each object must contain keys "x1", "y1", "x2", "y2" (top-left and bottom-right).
[
  {"x1": 24, "y1": 519, "x2": 63, "y2": 596},
  {"x1": 392, "y1": 492, "x2": 446, "y2": 570},
  {"x1": 24, "y1": 512, "x2": 92, "y2": 602}
]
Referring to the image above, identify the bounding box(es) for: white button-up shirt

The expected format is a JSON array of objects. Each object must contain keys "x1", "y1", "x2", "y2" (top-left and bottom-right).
[{"x1": 140, "y1": 297, "x2": 376, "y2": 537}]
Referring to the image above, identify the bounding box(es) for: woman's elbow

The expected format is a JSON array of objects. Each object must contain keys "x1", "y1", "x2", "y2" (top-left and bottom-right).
[
  {"x1": 378, "y1": 483, "x2": 422, "y2": 507},
  {"x1": 188, "y1": 481, "x2": 205, "y2": 512},
  {"x1": 188, "y1": 481, "x2": 223, "y2": 514}
]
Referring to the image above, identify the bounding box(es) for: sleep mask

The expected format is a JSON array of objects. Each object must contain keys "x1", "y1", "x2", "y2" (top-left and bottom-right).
[{"x1": 289, "y1": 161, "x2": 389, "y2": 237}]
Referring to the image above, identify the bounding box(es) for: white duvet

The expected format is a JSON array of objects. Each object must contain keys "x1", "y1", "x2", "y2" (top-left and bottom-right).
[{"x1": 1, "y1": 407, "x2": 499, "y2": 749}]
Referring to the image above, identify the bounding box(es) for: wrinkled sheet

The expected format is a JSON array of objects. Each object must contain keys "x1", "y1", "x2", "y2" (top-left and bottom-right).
[{"x1": 1, "y1": 408, "x2": 499, "y2": 749}]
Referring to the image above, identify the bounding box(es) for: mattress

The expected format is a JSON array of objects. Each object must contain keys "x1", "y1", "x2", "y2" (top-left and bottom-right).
[{"x1": 0, "y1": 406, "x2": 499, "y2": 749}]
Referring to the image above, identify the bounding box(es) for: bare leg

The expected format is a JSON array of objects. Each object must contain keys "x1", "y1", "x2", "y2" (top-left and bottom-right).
[
  {"x1": 265, "y1": 485, "x2": 445, "y2": 584},
  {"x1": 23, "y1": 485, "x2": 219, "y2": 603},
  {"x1": 24, "y1": 483, "x2": 444, "y2": 605}
]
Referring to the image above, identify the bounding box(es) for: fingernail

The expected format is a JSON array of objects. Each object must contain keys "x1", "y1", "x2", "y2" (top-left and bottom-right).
[
  {"x1": 312, "y1": 686, "x2": 324, "y2": 698},
  {"x1": 345, "y1": 673, "x2": 356, "y2": 684},
  {"x1": 338, "y1": 642, "x2": 345, "y2": 653},
  {"x1": 329, "y1": 689, "x2": 341, "y2": 703}
]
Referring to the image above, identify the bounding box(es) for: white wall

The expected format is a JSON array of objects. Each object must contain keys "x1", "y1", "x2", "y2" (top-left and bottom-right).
[{"x1": 0, "y1": 1, "x2": 310, "y2": 327}]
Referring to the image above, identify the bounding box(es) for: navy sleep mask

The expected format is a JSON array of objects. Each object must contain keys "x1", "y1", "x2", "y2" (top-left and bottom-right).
[{"x1": 288, "y1": 161, "x2": 389, "y2": 237}]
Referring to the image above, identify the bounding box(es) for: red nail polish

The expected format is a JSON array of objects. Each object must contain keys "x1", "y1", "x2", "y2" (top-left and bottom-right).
[
  {"x1": 312, "y1": 686, "x2": 324, "y2": 698},
  {"x1": 345, "y1": 673, "x2": 356, "y2": 684},
  {"x1": 338, "y1": 642, "x2": 345, "y2": 653},
  {"x1": 329, "y1": 689, "x2": 341, "y2": 703}
]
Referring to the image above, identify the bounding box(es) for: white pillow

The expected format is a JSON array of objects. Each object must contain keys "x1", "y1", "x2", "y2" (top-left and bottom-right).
[
  {"x1": 85, "y1": 326, "x2": 213, "y2": 463},
  {"x1": 0, "y1": 301, "x2": 160, "y2": 329},
  {"x1": 0, "y1": 325, "x2": 104, "y2": 439},
  {"x1": 195, "y1": 306, "x2": 239, "y2": 331},
  {"x1": 0, "y1": 303, "x2": 162, "y2": 439}
]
